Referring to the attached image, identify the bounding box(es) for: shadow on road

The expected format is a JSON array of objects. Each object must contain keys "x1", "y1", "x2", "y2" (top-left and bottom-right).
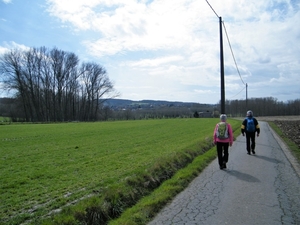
[
  {"x1": 225, "y1": 170, "x2": 260, "y2": 183},
  {"x1": 253, "y1": 155, "x2": 282, "y2": 164}
]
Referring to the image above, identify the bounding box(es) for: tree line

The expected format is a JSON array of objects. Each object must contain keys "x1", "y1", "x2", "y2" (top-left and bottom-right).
[
  {"x1": 113, "y1": 97, "x2": 300, "y2": 120},
  {"x1": 224, "y1": 97, "x2": 300, "y2": 117},
  {"x1": 1, "y1": 95, "x2": 299, "y2": 122},
  {"x1": 0, "y1": 47, "x2": 118, "y2": 122},
  {"x1": 93, "y1": 97, "x2": 300, "y2": 120},
  {"x1": 1, "y1": 47, "x2": 299, "y2": 122}
]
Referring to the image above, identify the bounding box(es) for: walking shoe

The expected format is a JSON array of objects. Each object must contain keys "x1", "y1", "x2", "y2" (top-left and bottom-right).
[
  {"x1": 252, "y1": 149, "x2": 256, "y2": 154},
  {"x1": 219, "y1": 165, "x2": 223, "y2": 170},
  {"x1": 223, "y1": 162, "x2": 227, "y2": 169},
  {"x1": 247, "y1": 151, "x2": 251, "y2": 155}
]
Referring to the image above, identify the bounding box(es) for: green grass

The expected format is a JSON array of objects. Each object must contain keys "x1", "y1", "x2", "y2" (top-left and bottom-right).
[
  {"x1": 109, "y1": 120, "x2": 242, "y2": 225},
  {"x1": 0, "y1": 117, "x2": 11, "y2": 124},
  {"x1": 109, "y1": 148, "x2": 218, "y2": 225},
  {"x1": 0, "y1": 118, "x2": 241, "y2": 225}
]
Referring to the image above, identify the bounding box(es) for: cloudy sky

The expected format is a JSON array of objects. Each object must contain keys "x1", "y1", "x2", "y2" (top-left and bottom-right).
[{"x1": 0, "y1": 0, "x2": 299, "y2": 104}]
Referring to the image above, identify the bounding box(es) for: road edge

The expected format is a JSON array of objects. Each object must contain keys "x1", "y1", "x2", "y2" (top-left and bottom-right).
[{"x1": 267, "y1": 123, "x2": 300, "y2": 178}]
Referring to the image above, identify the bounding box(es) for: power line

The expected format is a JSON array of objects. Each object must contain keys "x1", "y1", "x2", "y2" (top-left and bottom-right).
[
  {"x1": 229, "y1": 86, "x2": 246, "y2": 99},
  {"x1": 205, "y1": 0, "x2": 246, "y2": 86},
  {"x1": 205, "y1": 0, "x2": 219, "y2": 18},
  {"x1": 205, "y1": 0, "x2": 247, "y2": 101},
  {"x1": 222, "y1": 22, "x2": 246, "y2": 85}
]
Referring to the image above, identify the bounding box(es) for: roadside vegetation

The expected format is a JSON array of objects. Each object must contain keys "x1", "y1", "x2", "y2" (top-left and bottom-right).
[
  {"x1": 1, "y1": 118, "x2": 241, "y2": 225},
  {"x1": 269, "y1": 121, "x2": 300, "y2": 163}
]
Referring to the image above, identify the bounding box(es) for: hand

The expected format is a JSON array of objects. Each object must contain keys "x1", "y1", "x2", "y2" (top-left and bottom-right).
[
  {"x1": 242, "y1": 133, "x2": 245, "y2": 136},
  {"x1": 257, "y1": 133, "x2": 259, "y2": 137}
]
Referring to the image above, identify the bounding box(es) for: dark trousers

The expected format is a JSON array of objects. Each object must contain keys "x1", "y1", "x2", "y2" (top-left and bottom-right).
[
  {"x1": 216, "y1": 142, "x2": 229, "y2": 167},
  {"x1": 246, "y1": 132, "x2": 256, "y2": 152}
]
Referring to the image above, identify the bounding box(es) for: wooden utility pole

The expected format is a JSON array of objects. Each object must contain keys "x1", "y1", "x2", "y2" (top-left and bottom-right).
[
  {"x1": 246, "y1": 83, "x2": 248, "y2": 109},
  {"x1": 219, "y1": 17, "x2": 225, "y2": 114}
]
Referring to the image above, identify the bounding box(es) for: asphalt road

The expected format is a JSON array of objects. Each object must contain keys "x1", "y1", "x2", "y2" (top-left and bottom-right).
[{"x1": 148, "y1": 121, "x2": 300, "y2": 225}]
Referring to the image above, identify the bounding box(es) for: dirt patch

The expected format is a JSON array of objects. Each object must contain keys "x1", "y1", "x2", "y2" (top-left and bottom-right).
[
  {"x1": 272, "y1": 120, "x2": 300, "y2": 149},
  {"x1": 257, "y1": 116, "x2": 300, "y2": 121},
  {"x1": 255, "y1": 116, "x2": 300, "y2": 149}
]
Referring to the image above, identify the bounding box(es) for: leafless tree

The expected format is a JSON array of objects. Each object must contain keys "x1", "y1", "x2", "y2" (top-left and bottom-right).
[
  {"x1": 80, "y1": 62, "x2": 117, "y2": 121},
  {"x1": 0, "y1": 47, "x2": 117, "y2": 122}
]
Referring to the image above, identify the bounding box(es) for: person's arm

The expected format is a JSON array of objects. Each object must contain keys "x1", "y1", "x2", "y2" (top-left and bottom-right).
[
  {"x1": 241, "y1": 119, "x2": 246, "y2": 136},
  {"x1": 228, "y1": 124, "x2": 234, "y2": 146},
  {"x1": 254, "y1": 118, "x2": 260, "y2": 136},
  {"x1": 213, "y1": 125, "x2": 217, "y2": 144}
]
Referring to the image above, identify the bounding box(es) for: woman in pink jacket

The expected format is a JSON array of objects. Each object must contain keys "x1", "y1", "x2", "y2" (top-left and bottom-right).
[{"x1": 213, "y1": 114, "x2": 234, "y2": 170}]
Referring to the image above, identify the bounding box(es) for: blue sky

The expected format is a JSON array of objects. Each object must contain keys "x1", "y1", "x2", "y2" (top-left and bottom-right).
[{"x1": 0, "y1": 0, "x2": 299, "y2": 104}]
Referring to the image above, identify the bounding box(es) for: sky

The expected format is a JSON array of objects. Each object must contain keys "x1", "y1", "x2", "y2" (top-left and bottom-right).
[{"x1": 0, "y1": 0, "x2": 299, "y2": 104}]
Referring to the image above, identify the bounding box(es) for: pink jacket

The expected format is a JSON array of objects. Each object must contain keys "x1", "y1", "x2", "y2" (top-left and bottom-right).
[{"x1": 213, "y1": 122, "x2": 234, "y2": 145}]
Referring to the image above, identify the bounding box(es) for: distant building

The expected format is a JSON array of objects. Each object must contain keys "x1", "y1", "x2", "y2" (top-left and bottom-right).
[{"x1": 198, "y1": 111, "x2": 213, "y2": 118}]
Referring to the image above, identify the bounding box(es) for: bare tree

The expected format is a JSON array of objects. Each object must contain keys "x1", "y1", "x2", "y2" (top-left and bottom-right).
[
  {"x1": 49, "y1": 48, "x2": 79, "y2": 121},
  {"x1": 223, "y1": 97, "x2": 300, "y2": 117},
  {"x1": 0, "y1": 49, "x2": 32, "y2": 121},
  {"x1": 79, "y1": 62, "x2": 117, "y2": 121},
  {"x1": 0, "y1": 46, "x2": 117, "y2": 122}
]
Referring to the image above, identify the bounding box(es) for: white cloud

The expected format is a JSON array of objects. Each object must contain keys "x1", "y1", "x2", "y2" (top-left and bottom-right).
[
  {"x1": 127, "y1": 55, "x2": 184, "y2": 67},
  {"x1": 1, "y1": 0, "x2": 296, "y2": 103},
  {"x1": 2, "y1": 0, "x2": 12, "y2": 4},
  {"x1": 0, "y1": 46, "x2": 9, "y2": 55},
  {"x1": 46, "y1": 0, "x2": 215, "y2": 57},
  {"x1": 0, "y1": 41, "x2": 30, "y2": 54}
]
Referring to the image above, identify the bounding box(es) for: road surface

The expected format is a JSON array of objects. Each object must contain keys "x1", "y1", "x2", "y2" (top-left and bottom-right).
[{"x1": 148, "y1": 121, "x2": 300, "y2": 225}]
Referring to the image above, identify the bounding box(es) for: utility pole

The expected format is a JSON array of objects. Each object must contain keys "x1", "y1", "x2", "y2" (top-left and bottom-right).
[
  {"x1": 219, "y1": 17, "x2": 225, "y2": 114},
  {"x1": 246, "y1": 83, "x2": 248, "y2": 109}
]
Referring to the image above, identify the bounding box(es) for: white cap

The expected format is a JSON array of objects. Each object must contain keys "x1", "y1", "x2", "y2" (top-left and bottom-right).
[
  {"x1": 247, "y1": 110, "x2": 253, "y2": 117},
  {"x1": 220, "y1": 114, "x2": 227, "y2": 121}
]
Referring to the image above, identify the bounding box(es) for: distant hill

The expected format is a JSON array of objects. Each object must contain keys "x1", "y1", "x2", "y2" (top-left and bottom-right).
[
  {"x1": 103, "y1": 98, "x2": 213, "y2": 108},
  {"x1": 101, "y1": 99, "x2": 216, "y2": 116},
  {"x1": 0, "y1": 97, "x2": 215, "y2": 119}
]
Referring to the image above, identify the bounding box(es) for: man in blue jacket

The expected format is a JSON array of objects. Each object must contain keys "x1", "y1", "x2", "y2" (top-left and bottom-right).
[{"x1": 241, "y1": 110, "x2": 260, "y2": 155}]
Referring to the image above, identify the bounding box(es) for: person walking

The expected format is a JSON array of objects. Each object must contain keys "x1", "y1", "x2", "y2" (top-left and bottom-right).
[
  {"x1": 213, "y1": 114, "x2": 234, "y2": 170},
  {"x1": 241, "y1": 110, "x2": 260, "y2": 155}
]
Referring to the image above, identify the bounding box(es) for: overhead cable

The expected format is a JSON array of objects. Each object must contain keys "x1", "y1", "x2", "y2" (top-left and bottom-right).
[
  {"x1": 229, "y1": 86, "x2": 246, "y2": 99},
  {"x1": 205, "y1": 0, "x2": 246, "y2": 99},
  {"x1": 222, "y1": 22, "x2": 246, "y2": 85},
  {"x1": 205, "y1": 0, "x2": 219, "y2": 18}
]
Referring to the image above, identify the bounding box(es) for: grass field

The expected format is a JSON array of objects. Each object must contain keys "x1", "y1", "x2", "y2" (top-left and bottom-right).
[
  {"x1": 0, "y1": 116, "x2": 11, "y2": 124},
  {"x1": 0, "y1": 118, "x2": 241, "y2": 224}
]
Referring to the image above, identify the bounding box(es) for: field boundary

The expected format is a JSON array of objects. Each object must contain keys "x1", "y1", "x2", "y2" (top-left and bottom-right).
[{"x1": 267, "y1": 123, "x2": 300, "y2": 177}]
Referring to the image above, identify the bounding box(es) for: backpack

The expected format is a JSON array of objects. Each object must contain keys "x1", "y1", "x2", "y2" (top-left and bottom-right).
[
  {"x1": 216, "y1": 122, "x2": 228, "y2": 139},
  {"x1": 246, "y1": 118, "x2": 255, "y2": 132}
]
